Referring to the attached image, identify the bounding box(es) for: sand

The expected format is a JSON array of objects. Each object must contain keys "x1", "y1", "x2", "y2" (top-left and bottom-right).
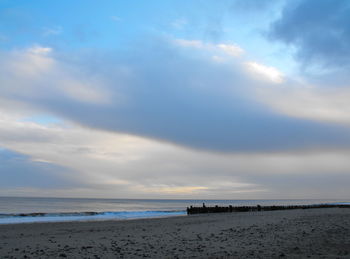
[{"x1": 1, "y1": 208, "x2": 350, "y2": 258}]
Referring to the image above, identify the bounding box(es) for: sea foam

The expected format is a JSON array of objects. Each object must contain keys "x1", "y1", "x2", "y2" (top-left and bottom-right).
[{"x1": 0, "y1": 210, "x2": 186, "y2": 224}]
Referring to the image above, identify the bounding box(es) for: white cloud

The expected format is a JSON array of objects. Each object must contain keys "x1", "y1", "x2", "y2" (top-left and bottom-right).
[
  {"x1": 174, "y1": 38, "x2": 244, "y2": 57},
  {"x1": 258, "y1": 85, "x2": 350, "y2": 125},
  {"x1": 246, "y1": 61, "x2": 284, "y2": 83},
  {"x1": 217, "y1": 43, "x2": 244, "y2": 56},
  {"x1": 8, "y1": 46, "x2": 54, "y2": 80},
  {"x1": 28, "y1": 45, "x2": 52, "y2": 54},
  {"x1": 174, "y1": 39, "x2": 204, "y2": 48},
  {"x1": 0, "y1": 45, "x2": 111, "y2": 104},
  {"x1": 211, "y1": 55, "x2": 225, "y2": 63}
]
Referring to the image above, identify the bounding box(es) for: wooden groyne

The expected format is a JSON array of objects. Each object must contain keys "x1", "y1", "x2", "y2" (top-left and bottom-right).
[{"x1": 186, "y1": 203, "x2": 350, "y2": 215}]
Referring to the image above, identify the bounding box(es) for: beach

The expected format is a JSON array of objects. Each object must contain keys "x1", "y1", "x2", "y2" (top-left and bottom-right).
[{"x1": 1, "y1": 208, "x2": 349, "y2": 258}]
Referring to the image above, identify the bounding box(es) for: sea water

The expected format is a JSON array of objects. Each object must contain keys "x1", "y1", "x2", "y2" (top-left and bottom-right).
[{"x1": 0, "y1": 197, "x2": 347, "y2": 224}]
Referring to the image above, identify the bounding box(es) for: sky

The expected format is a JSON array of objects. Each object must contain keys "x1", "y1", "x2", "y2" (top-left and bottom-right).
[{"x1": 1, "y1": 0, "x2": 350, "y2": 199}]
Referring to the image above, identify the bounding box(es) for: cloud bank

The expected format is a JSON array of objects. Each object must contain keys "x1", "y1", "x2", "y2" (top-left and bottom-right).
[
  {"x1": 1, "y1": 111, "x2": 350, "y2": 199},
  {"x1": 2, "y1": 38, "x2": 350, "y2": 153}
]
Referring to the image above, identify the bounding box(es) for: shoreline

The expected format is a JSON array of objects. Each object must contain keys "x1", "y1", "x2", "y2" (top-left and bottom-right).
[
  {"x1": 0, "y1": 211, "x2": 187, "y2": 225},
  {"x1": 1, "y1": 201, "x2": 348, "y2": 225},
  {"x1": 0, "y1": 212, "x2": 187, "y2": 226},
  {"x1": 1, "y1": 207, "x2": 350, "y2": 258}
]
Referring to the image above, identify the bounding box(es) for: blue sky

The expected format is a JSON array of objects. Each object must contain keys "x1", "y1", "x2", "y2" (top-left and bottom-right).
[{"x1": 1, "y1": 0, "x2": 350, "y2": 199}]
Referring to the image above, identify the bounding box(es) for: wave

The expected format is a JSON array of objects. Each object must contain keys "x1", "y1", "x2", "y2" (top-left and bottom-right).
[{"x1": 0, "y1": 210, "x2": 186, "y2": 224}]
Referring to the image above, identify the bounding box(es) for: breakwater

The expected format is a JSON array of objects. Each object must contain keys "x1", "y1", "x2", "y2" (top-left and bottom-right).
[{"x1": 186, "y1": 203, "x2": 350, "y2": 215}]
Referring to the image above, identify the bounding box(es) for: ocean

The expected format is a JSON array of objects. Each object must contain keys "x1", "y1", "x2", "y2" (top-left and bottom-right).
[{"x1": 0, "y1": 197, "x2": 347, "y2": 224}]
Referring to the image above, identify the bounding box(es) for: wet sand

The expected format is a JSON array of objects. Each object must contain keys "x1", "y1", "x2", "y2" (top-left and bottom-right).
[{"x1": 1, "y1": 208, "x2": 349, "y2": 258}]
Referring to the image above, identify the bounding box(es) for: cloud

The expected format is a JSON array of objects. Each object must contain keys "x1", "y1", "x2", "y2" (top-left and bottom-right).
[
  {"x1": 1, "y1": 110, "x2": 350, "y2": 199},
  {"x1": 174, "y1": 39, "x2": 204, "y2": 48},
  {"x1": 0, "y1": 111, "x2": 263, "y2": 198},
  {"x1": 258, "y1": 85, "x2": 350, "y2": 125},
  {"x1": 0, "y1": 148, "x2": 76, "y2": 189},
  {"x1": 245, "y1": 61, "x2": 284, "y2": 83},
  {"x1": 261, "y1": 0, "x2": 350, "y2": 134},
  {"x1": 217, "y1": 43, "x2": 244, "y2": 56},
  {"x1": 2, "y1": 38, "x2": 350, "y2": 153},
  {"x1": 174, "y1": 38, "x2": 244, "y2": 56},
  {"x1": 0, "y1": 46, "x2": 111, "y2": 104},
  {"x1": 28, "y1": 45, "x2": 52, "y2": 55},
  {"x1": 269, "y1": 0, "x2": 350, "y2": 69}
]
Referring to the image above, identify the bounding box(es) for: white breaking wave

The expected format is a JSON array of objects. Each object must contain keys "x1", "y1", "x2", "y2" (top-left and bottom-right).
[{"x1": 0, "y1": 210, "x2": 186, "y2": 224}]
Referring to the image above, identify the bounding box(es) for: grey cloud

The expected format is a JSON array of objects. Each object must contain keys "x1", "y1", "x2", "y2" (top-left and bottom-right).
[
  {"x1": 2, "y1": 115, "x2": 350, "y2": 198},
  {"x1": 0, "y1": 148, "x2": 77, "y2": 189},
  {"x1": 0, "y1": 125, "x2": 61, "y2": 143},
  {"x1": 269, "y1": 0, "x2": 350, "y2": 69},
  {"x1": 42, "y1": 42, "x2": 350, "y2": 151},
  {"x1": 3, "y1": 39, "x2": 350, "y2": 152}
]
